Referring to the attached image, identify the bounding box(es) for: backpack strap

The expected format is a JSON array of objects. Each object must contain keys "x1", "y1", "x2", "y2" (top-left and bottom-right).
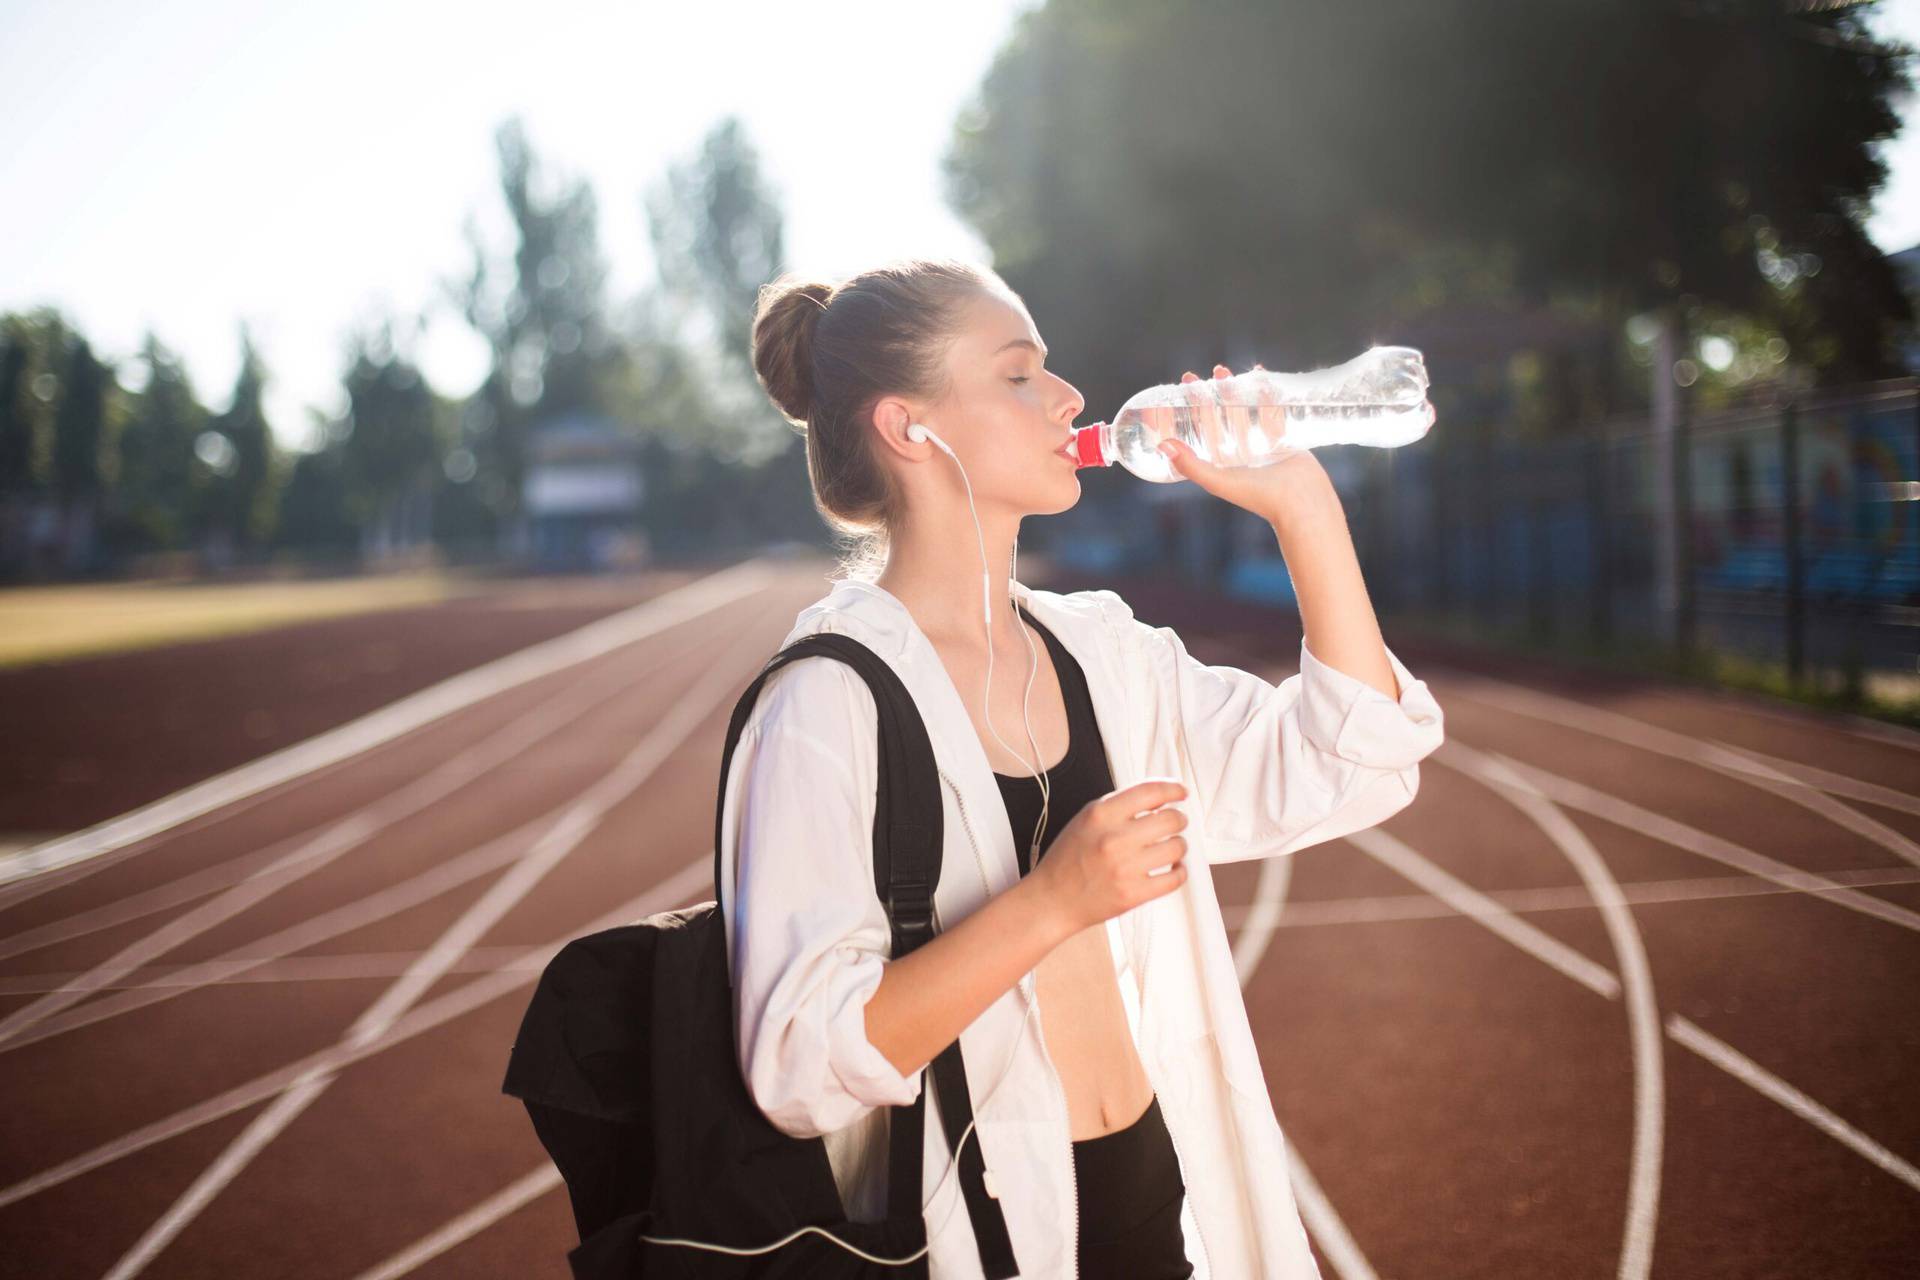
[{"x1": 712, "y1": 631, "x2": 1020, "y2": 1280}]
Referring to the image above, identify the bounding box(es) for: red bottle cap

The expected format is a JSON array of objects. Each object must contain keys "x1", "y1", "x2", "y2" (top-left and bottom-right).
[{"x1": 1071, "y1": 423, "x2": 1107, "y2": 469}]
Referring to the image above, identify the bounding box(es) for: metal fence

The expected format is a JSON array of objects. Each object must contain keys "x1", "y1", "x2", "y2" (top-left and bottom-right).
[{"x1": 1050, "y1": 377, "x2": 1920, "y2": 692}]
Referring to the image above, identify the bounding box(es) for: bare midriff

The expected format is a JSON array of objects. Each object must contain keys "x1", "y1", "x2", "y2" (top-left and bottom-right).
[
  {"x1": 931, "y1": 620, "x2": 1157, "y2": 1143},
  {"x1": 1035, "y1": 922, "x2": 1157, "y2": 1140}
]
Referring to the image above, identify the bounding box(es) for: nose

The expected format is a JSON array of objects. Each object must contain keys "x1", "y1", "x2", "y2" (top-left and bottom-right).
[{"x1": 1052, "y1": 374, "x2": 1085, "y2": 422}]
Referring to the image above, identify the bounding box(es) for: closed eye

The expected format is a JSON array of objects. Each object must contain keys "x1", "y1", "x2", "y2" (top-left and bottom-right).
[{"x1": 1008, "y1": 376, "x2": 1030, "y2": 385}]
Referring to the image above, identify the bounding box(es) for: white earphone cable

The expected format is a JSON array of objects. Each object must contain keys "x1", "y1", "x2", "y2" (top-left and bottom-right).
[{"x1": 650, "y1": 421, "x2": 1055, "y2": 1264}]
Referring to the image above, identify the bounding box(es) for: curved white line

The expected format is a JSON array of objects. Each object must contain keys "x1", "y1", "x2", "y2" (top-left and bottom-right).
[
  {"x1": 1481, "y1": 751, "x2": 1920, "y2": 935},
  {"x1": 1698, "y1": 737, "x2": 1920, "y2": 818},
  {"x1": 1420, "y1": 659, "x2": 1920, "y2": 756},
  {"x1": 1212, "y1": 864, "x2": 1920, "y2": 933},
  {"x1": 1344, "y1": 794, "x2": 1920, "y2": 1196},
  {"x1": 1466, "y1": 743, "x2": 1665, "y2": 1280},
  {"x1": 1423, "y1": 672, "x2": 1920, "y2": 869}
]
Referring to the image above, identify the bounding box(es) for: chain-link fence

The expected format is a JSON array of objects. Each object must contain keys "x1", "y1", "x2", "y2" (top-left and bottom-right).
[{"x1": 1048, "y1": 376, "x2": 1920, "y2": 702}]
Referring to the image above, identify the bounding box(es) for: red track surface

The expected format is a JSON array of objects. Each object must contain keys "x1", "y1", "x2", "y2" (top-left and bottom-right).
[{"x1": 1, "y1": 555, "x2": 1916, "y2": 1278}]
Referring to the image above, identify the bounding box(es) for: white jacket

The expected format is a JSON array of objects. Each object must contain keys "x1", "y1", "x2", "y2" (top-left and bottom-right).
[{"x1": 717, "y1": 576, "x2": 1446, "y2": 1278}]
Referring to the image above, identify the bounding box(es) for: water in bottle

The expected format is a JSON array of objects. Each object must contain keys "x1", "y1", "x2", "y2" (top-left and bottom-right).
[{"x1": 1068, "y1": 345, "x2": 1435, "y2": 483}]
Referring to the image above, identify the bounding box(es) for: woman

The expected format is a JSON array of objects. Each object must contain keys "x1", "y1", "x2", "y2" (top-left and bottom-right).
[{"x1": 717, "y1": 257, "x2": 1446, "y2": 1278}]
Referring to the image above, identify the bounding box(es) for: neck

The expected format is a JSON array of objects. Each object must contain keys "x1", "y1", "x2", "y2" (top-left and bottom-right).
[{"x1": 874, "y1": 497, "x2": 1027, "y2": 648}]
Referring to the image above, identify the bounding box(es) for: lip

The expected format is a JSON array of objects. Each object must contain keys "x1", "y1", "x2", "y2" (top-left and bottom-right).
[{"x1": 1056, "y1": 439, "x2": 1077, "y2": 462}]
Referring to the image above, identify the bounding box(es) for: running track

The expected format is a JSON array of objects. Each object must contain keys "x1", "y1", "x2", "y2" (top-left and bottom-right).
[{"x1": 1, "y1": 554, "x2": 1916, "y2": 1278}]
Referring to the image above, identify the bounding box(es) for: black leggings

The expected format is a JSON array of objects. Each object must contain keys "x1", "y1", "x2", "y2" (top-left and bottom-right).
[{"x1": 1070, "y1": 1094, "x2": 1195, "y2": 1277}]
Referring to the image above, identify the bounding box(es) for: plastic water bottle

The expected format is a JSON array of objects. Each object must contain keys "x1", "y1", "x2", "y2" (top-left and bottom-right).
[{"x1": 1068, "y1": 345, "x2": 1435, "y2": 483}]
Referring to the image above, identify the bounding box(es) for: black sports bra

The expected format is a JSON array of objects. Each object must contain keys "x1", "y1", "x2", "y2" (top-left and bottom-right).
[{"x1": 991, "y1": 604, "x2": 1114, "y2": 878}]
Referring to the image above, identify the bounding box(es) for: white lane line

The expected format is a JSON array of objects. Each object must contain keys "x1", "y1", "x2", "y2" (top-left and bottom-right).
[
  {"x1": 1480, "y1": 751, "x2": 1920, "y2": 935},
  {"x1": 1338, "y1": 822, "x2": 1920, "y2": 1195},
  {"x1": 348, "y1": 1165, "x2": 565, "y2": 1280},
  {"x1": 1214, "y1": 864, "x2": 1920, "y2": 932},
  {"x1": 1665, "y1": 1015, "x2": 1920, "y2": 1193},
  {"x1": 0, "y1": 814, "x2": 384, "y2": 1046},
  {"x1": 1, "y1": 833, "x2": 335, "y2": 962},
  {"x1": 1350, "y1": 822, "x2": 1623, "y2": 999},
  {"x1": 0, "y1": 947, "x2": 542, "y2": 995},
  {"x1": 0, "y1": 615, "x2": 693, "y2": 962},
  {"x1": 21, "y1": 863, "x2": 1919, "y2": 997},
  {"x1": 0, "y1": 620, "x2": 684, "y2": 1048},
  {"x1": 1464, "y1": 743, "x2": 1665, "y2": 1280},
  {"x1": 96, "y1": 621, "x2": 770, "y2": 1279},
  {"x1": 0, "y1": 855, "x2": 711, "y2": 1210},
  {"x1": 1284, "y1": 1151, "x2": 1382, "y2": 1280},
  {"x1": 1698, "y1": 739, "x2": 1920, "y2": 818},
  {"x1": 6, "y1": 816, "x2": 555, "y2": 1051},
  {"x1": 1426, "y1": 670, "x2": 1920, "y2": 869},
  {"x1": 1420, "y1": 658, "x2": 1920, "y2": 756},
  {"x1": 0, "y1": 794, "x2": 272, "y2": 918},
  {"x1": 0, "y1": 559, "x2": 776, "y2": 891},
  {"x1": 1232, "y1": 840, "x2": 1295, "y2": 987}
]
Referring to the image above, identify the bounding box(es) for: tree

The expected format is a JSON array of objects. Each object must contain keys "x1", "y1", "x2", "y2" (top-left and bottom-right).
[
  {"x1": 944, "y1": 0, "x2": 1917, "y2": 430},
  {"x1": 645, "y1": 115, "x2": 786, "y2": 374},
  {"x1": 193, "y1": 326, "x2": 281, "y2": 564},
  {"x1": 333, "y1": 316, "x2": 448, "y2": 561},
  {"x1": 51, "y1": 334, "x2": 112, "y2": 572},
  {"x1": 0, "y1": 309, "x2": 82, "y2": 577},
  {"x1": 640, "y1": 115, "x2": 793, "y2": 465},
  {"x1": 452, "y1": 116, "x2": 626, "y2": 522},
  {"x1": 106, "y1": 333, "x2": 208, "y2": 554}
]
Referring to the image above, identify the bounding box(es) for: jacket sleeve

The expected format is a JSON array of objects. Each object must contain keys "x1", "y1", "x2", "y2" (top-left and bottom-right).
[
  {"x1": 722, "y1": 656, "x2": 926, "y2": 1140},
  {"x1": 1091, "y1": 589, "x2": 1445, "y2": 864}
]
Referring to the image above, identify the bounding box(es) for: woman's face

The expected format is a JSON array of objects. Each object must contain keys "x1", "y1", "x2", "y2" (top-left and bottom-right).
[{"x1": 928, "y1": 291, "x2": 1088, "y2": 517}]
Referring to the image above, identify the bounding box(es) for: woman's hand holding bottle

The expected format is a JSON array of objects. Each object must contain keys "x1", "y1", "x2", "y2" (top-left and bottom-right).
[
  {"x1": 1158, "y1": 364, "x2": 1334, "y2": 525},
  {"x1": 1023, "y1": 779, "x2": 1192, "y2": 932}
]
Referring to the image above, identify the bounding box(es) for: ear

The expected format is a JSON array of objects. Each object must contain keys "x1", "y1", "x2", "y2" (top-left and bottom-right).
[{"x1": 870, "y1": 396, "x2": 926, "y2": 460}]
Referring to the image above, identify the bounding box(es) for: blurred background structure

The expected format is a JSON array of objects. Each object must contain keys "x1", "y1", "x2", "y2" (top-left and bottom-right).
[{"x1": 2, "y1": 0, "x2": 1918, "y2": 710}]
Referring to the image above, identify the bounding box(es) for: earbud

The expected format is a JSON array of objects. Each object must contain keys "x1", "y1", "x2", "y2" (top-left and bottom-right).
[{"x1": 907, "y1": 421, "x2": 952, "y2": 456}]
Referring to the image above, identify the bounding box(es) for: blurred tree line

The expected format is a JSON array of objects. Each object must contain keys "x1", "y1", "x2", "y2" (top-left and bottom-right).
[
  {"x1": 0, "y1": 112, "x2": 811, "y2": 582},
  {"x1": 2, "y1": 0, "x2": 1913, "y2": 582},
  {"x1": 945, "y1": 0, "x2": 1915, "y2": 447}
]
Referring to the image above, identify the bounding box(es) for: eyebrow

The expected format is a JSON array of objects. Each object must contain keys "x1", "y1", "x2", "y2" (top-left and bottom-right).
[{"x1": 994, "y1": 338, "x2": 1049, "y2": 360}]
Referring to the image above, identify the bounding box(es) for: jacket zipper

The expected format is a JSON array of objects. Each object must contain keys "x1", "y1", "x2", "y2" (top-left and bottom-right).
[{"x1": 940, "y1": 767, "x2": 1080, "y2": 1280}]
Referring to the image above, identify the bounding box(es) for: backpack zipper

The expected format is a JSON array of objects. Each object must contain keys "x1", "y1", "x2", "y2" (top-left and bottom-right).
[{"x1": 939, "y1": 766, "x2": 1080, "y2": 1280}]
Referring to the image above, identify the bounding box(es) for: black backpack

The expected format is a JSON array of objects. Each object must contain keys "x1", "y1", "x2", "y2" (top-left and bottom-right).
[{"x1": 501, "y1": 632, "x2": 1023, "y2": 1278}]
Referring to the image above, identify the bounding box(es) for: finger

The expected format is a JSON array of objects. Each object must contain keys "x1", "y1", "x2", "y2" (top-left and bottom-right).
[
  {"x1": 1180, "y1": 370, "x2": 1198, "y2": 382},
  {"x1": 1136, "y1": 806, "x2": 1188, "y2": 839},
  {"x1": 1213, "y1": 363, "x2": 1231, "y2": 379},
  {"x1": 1114, "y1": 779, "x2": 1187, "y2": 813}
]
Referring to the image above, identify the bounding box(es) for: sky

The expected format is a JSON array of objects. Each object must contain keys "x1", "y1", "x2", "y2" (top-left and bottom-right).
[
  {"x1": 3, "y1": 0, "x2": 1917, "y2": 454},
  {"x1": 0, "y1": 0, "x2": 1036, "y2": 451}
]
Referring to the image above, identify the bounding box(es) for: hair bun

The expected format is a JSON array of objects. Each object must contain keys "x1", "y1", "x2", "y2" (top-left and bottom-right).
[{"x1": 751, "y1": 276, "x2": 835, "y2": 426}]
